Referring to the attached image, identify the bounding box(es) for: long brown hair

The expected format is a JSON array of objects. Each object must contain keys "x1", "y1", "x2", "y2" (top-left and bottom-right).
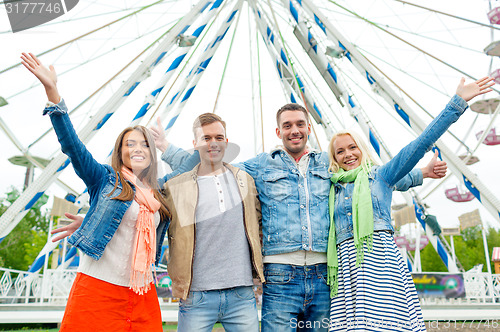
[{"x1": 109, "y1": 126, "x2": 170, "y2": 219}]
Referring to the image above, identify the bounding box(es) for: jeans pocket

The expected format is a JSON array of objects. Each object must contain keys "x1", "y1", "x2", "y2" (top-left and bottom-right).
[
  {"x1": 316, "y1": 266, "x2": 328, "y2": 285},
  {"x1": 180, "y1": 291, "x2": 204, "y2": 308},
  {"x1": 234, "y1": 286, "x2": 256, "y2": 300},
  {"x1": 264, "y1": 269, "x2": 293, "y2": 285}
]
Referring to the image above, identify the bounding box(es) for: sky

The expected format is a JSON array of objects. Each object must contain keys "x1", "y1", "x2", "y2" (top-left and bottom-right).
[{"x1": 1, "y1": 0, "x2": 500, "y2": 235}]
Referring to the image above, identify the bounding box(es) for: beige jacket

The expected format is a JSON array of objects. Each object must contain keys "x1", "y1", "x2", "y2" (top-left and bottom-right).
[{"x1": 163, "y1": 163, "x2": 265, "y2": 300}]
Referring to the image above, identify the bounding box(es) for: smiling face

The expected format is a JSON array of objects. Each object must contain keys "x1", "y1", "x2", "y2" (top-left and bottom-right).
[
  {"x1": 193, "y1": 121, "x2": 228, "y2": 167},
  {"x1": 121, "y1": 129, "x2": 152, "y2": 176},
  {"x1": 276, "y1": 110, "x2": 311, "y2": 159},
  {"x1": 332, "y1": 134, "x2": 362, "y2": 171}
]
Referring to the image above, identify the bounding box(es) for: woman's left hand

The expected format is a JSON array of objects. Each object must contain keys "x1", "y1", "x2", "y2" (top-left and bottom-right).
[
  {"x1": 50, "y1": 212, "x2": 83, "y2": 242},
  {"x1": 456, "y1": 76, "x2": 495, "y2": 102}
]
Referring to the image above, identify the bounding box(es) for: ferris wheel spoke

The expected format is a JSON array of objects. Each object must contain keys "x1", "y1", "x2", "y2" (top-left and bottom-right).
[{"x1": 0, "y1": 0, "x2": 170, "y2": 75}]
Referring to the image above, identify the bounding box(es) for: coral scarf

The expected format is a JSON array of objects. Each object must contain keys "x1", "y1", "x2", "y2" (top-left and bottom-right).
[{"x1": 121, "y1": 167, "x2": 161, "y2": 295}]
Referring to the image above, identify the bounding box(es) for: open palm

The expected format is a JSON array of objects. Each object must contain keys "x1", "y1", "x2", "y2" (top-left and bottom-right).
[
  {"x1": 456, "y1": 76, "x2": 495, "y2": 102},
  {"x1": 21, "y1": 52, "x2": 60, "y2": 103},
  {"x1": 21, "y1": 52, "x2": 57, "y2": 88}
]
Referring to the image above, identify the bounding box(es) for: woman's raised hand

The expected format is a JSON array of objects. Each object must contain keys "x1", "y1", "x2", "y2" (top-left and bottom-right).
[
  {"x1": 20, "y1": 52, "x2": 60, "y2": 103},
  {"x1": 456, "y1": 76, "x2": 495, "y2": 103}
]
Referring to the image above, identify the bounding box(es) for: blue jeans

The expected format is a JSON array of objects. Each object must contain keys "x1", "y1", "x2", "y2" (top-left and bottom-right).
[
  {"x1": 177, "y1": 286, "x2": 259, "y2": 332},
  {"x1": 261, "y1": 263, "x2": 330, "y2": 332}
]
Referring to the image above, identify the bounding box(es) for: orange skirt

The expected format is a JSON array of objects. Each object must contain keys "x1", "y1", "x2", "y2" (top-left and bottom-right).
[{"x1": 60, "y1": 273, "x2": 162, "y2": 332}]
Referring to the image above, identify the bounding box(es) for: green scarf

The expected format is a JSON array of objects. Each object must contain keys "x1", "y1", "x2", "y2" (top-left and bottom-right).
[{"x1": 327, "y1": 163, "x2": 374, "y2": 297}]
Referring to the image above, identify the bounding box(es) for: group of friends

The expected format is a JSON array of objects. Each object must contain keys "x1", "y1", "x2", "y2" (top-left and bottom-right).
[{"x1": 21, "y1": 51, "x2": 494, "y2": 331}]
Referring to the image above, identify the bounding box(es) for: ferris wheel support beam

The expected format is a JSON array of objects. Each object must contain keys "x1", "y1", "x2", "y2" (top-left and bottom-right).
[
  {"x1": 131, "y1": 0, "x2": 225, "y2": 127},
  {"x1": 0, "y1": 0, "x2": 169, "y2": 75},
  {"x1": 0, "y1": 116, "x2": 78, "y2": 195},
  {"x1": 285, "y1": 0, "x2": 459, "y2": 272},
  {"x1": 0, "y1": 0, "x2": 212, "y2": 242},
  {"x1": 291, "y1": 19, "x2": 392, "y2": 161},
  {"x1": 161, "y1": 0, "x2": 244, "y2": 135},
  {"x1": 250, "y1": 0, "x2": 335, "y2": 141},
  {"x1": 299, "y1": 0, "x2": 500, "y2": 226}
]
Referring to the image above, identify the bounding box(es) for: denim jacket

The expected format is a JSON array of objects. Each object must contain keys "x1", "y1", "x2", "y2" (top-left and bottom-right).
[
  {"x1": 45, "y1": 100, "x2": 199, "y2": 264},
  {"x1": 163, "y1": 147, "x2": 424, "y2": 256},
  {"x1": 236, "y1": 151, "x2": 331, "y2": 255},
  {"x1": 333, "y1": 94, "x2": 468, "y2": 244}
]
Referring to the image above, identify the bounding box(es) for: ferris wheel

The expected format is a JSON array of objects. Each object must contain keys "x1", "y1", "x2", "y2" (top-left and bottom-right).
[{"x1": 1, "y1": 0, "x2": 499, "y2": 274}]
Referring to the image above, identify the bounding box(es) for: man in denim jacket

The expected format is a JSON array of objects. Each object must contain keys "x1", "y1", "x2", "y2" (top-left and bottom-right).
[{"x1": 159, "y1": 104, "x2": 445, "y2": 331}]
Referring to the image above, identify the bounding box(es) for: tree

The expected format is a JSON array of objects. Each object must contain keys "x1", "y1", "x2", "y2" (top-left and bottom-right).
[
  {"x1": 420, "y1": 225, "x2": 500, "y2": 273},
  {"x1": 420, "y1": 242, "x2": 447, "y2": 272},
  {"x1": 0, "y1": 187, "x2": 49, "y2": 271}
]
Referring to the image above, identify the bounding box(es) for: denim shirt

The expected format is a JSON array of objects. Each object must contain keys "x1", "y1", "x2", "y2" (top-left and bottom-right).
[
  {"x1": 163, "y1": 146, "x2": 425, "y2": 256},
  {"x1": 45, "y1": 100, "x2": 199, "y2": 264},
  {"x1": 333, "y1": 94, "x2": 468, "y2": 244}
]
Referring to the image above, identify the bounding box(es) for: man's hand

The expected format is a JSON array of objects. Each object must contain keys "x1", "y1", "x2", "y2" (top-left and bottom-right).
[
  {"x1": 150, "y1": 117, "x2": 169, "y2": 153},
  {"x1": 51, "y1": 212, "x2": 83, "y2": 242},
  {"x1": 421, "y1": 150, "x2": 447, "y2": 179}
]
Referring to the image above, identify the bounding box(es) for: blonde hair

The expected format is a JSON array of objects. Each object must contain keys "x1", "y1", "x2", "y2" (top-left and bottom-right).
[{"x1": 328, "y1": 129, "x2": 379, "y2": 173}]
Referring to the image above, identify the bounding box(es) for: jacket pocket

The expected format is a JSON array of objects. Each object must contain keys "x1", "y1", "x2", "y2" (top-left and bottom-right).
[
  {"x1": 262, "y1": 170, "x2": 292, "y2": 201},
  {"x1": 368, "y1": 178, "x2": 383, "y2": 216},
  {"x1": 309, "y1": 168, "x2": 331, "y2": 200}
]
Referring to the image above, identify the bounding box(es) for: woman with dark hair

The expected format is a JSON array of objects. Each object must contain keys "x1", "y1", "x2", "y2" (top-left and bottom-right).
[{"x1": 21, "y1": 52, "x2": 197, "y2": 331}]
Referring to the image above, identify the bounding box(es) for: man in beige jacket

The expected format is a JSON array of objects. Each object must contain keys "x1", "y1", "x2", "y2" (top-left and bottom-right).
[{"x1": 163, "y1": 113, "x2": 264, "y2": 332}]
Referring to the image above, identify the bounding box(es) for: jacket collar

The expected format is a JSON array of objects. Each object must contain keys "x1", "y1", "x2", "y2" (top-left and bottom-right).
[
  {"x1": 270, "y1": 146, "x2": 320, "y2": 159},
  {"x1": 188, "y1": 162, "x2": 240, "y2": 182}
]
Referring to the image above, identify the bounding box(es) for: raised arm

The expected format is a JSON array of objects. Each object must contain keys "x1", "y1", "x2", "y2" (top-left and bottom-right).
[
  {"x1": 157, "y1": 148, "x2": 200, "y2": 187},
  {"x1": 379, "y1": 77, "x2": 494, "y2": 187},
  {"x1": 21, "y1": 53, "x2": 107, "y2": 189}
]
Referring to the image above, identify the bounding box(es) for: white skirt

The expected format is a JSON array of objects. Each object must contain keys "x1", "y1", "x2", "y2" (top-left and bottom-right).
[{"x1": 329, "y1": 231, "x2": 426, "y2": 331}]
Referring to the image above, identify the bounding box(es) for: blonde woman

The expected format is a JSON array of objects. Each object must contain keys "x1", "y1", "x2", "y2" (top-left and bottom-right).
[{"x1": 326, "y1": 77, "x2": 494, "y2": 331}]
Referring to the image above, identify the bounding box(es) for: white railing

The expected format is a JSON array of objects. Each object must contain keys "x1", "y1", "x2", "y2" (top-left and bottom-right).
[
  {"x1": 419, "y1": 272, "x2": 500, "y2": 305},
  {"x1": 0, "y1": 267, "x2": 174, "y2": 305},
  {"x1": 1, "y1": 267, "x2": 499, "y2": 306},
  {"x1": 0, "y1": 268, "x2": 75, "y2": 304}
]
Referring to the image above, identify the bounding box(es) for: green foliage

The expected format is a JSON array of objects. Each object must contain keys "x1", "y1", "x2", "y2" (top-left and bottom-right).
[
  {"x1": 0, "y1": 187, "x2": 49, "y2": 271},
  {"x1": 420, "y1": 225, "x2": 500, "y2": 272},
  {"x1": 420, "y1": 241, "x2": 447, "y2": 272}
]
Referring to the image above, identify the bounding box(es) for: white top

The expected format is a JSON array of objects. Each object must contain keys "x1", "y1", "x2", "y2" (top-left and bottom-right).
[{"x1": 78, "y1": 200, "x2": 160, "y2": 287}]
